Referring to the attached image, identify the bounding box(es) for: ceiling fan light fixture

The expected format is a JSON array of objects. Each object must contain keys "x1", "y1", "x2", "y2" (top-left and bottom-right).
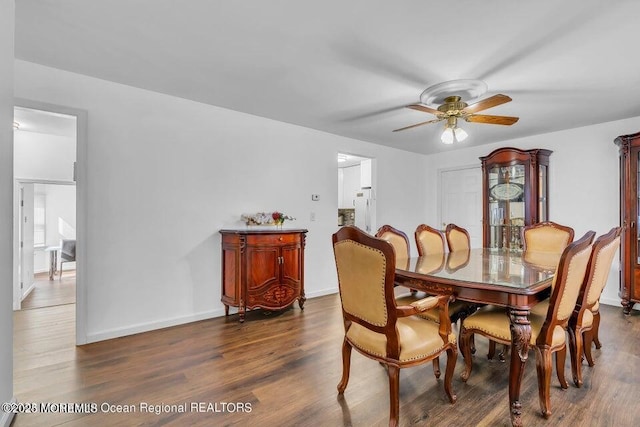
[
  {"x1": 454, "y1": 126, "x2": 468, "y2": 142},
  {"x1": 440, "y1": 117, "x2": 468, "y2": 144},
  {"x1": 441, "y1": 127, "x2": 454, "y2": 144}
]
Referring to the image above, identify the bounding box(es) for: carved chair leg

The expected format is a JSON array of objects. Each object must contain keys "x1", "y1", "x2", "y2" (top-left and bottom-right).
[
  {"x1": 488, "y1": 339, "x2": 496, "y2": 360},
  {"x1": 432, "y1": 357, "x2": 441, "y2": 379},
  {"x1": 470, "y1": 333, "x2": 476, "y2": 354},
  {"x1": 568, "y1": 326, "x2": 583, "y2": 388},
  {"x1": 387, "y1": 365, "x2": 400, "y2": 427},
  {"x1": 555, "y1": 344, "x2": 568, "y2": 389},
  {"x1": 592, "y1": 311, "x2": 602, "y2": 349},
  {"x1": 459, "y1": 326, "x2": 474, "y2": 382},
  {"x1": 535, "y1": 346, "x2": 553, "y2": 419},
  {"x1": 456, "y1": 311, "x2": 476, "y2": 355},
  {"x1": 583, "y1": 329, "x2": 595, "y2": 367},
  {"x1": 498, "y1": 344, "x2": 509, "y2": 362},
  {"x1": 444, "y1": 347, "x2": 458, "y2": 403},
  {"x1": 337, "y1": 339, "x2": 352, "y2": 394}
]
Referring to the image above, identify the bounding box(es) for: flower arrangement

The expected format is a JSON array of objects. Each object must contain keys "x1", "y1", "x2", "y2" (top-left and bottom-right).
[
  {"x1": 242, "y1": 212, "x2": 295, "y2": 226},
  {"x1": 271, "y1": 211, "x2": 295, "y2": 226}
]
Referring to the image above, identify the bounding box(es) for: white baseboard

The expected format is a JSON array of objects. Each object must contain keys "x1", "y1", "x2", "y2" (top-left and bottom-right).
[
  {"x1": 600, "y1": 296, "x2": 638, "y2": 311},
  {"x1": 85, "y1": 289, "x2": 340, "y2": 343},
  {"x1": 1, "y1": 396, "x2": 16, "y2": 427},
  {"x1": 305, "y1": 287, "x2": 338, "y2": 298},
  {"x1": 20, "y1": 282, "x2": 36, "y2": 301},
  {"x1": 85, "y1": 309, "x2": 224, "y2": 343}
]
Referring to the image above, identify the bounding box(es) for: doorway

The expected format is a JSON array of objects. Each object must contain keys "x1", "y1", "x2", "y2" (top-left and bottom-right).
[
  {"x1": 12, "y1": 100, "x2": 87, "y2": 344},
  {"x1": 337, "y1": 153, "x2": 376, "y2": 233},
  {"x1": 17, "y1": 181, "x2": 76, "y2": 309}
]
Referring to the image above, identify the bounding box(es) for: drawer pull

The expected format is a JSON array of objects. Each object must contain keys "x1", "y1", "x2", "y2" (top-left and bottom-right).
[{"x1": 279, "y1": 237, "x2": 283, "y2": 241}]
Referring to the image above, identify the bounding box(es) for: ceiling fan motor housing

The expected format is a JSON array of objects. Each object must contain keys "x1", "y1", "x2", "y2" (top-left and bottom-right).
[{"x1": 437, "y1": 96, "x2": 468, "y2": 116}]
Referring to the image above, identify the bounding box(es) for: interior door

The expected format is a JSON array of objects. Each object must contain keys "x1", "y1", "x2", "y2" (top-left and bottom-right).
[
  {"x1": 20, "y1": 184, "x2": 35, "y2": 300},
  {"x1": 440, "y1": 167, "x2": 483, "y2": 248}
]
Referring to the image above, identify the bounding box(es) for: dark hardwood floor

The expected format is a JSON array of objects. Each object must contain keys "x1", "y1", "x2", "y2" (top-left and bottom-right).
[
  {"x1": 11, "y1": 294, "x2": 640, "y2": 426},
  {"x1": 20, "y1": 271, "x2": 76, "y2": 310}
]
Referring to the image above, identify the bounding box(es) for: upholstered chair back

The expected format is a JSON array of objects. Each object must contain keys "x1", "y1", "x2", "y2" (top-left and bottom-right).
[
  {"x1": 333, "y1": 238, "x2": 390, "y2": 327},
  {"x1": 415, "y1": 225, "x2": 446, "y2": 256},
  {"x1": 376, "y1": 225, "x2": 410, "y2": 262},
  {"x1": 583, "y1": 228, "x2": 621, "y2": 309},
  {"x1": 445, "y1": 224, "x2": 470, "y2": 252},
  {"x1": 546, "y1": 232, "x2": 595, "y2": 326},
  {"x1": 523, "y1": 222, "x2": 574, "y2": 254}
]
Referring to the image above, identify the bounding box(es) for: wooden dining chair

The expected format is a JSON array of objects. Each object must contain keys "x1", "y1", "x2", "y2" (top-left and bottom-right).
[
  {"x1": 390, "y1": 224, "x2": 477, "y2": 377},
  {"x1": 376, "y1": 224, "x2": 414, "y2": 293},
  {"x1": 445, "y1": 223, "x2": 470, "y2": 252},
  {"x1": 522, "y1": 221, "x2": 575, "y2": 253},
  {"x1": 568, "y1": 227, "x2": 621, "y2": 387},
  {"x1": 459, "y1": 230, "x2": 595, "y2": 419},
  {"x1": 415, "y1": 224, "x2": 446, "y2": 256},
  {"x1": 489, "y1": 221, "x2": 575, "y2": 361},
  {"x1": 376, "y1": 224, "x2": 410, "y2": 261},
  {"x1": 332, "y1": 226, "x2": 457, "y2": 427}
]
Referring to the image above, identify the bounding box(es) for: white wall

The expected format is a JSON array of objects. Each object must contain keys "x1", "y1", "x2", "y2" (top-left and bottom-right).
[
  {"x1": 14, "y1": 60, "x2": 429, "y2": 342},
  {"x1": 425, "y1": 116, "x2": 640, "y2": 309},
  {"x1": 0, "y1": 1, "x2": 15, "y2": 424},
  {"x1": 14, "y1": 131, "x2": 75, "y2": 181}
]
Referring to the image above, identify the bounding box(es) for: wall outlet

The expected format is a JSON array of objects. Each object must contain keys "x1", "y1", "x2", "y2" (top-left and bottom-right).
[
  {"x1": 310, "y1": 212, "x2": 316, "y2": 221},
  {"x1": 311, "y1": 194, "x2": 320, "y2": 201}
]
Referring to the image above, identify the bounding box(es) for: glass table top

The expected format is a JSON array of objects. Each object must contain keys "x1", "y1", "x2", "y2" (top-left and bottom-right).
[{"x1": 396, "y1": 248, "x2": 560, "y2": 290}]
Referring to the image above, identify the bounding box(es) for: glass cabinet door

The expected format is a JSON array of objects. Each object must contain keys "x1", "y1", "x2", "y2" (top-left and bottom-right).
[
  {"x1": 539, "y1": 165, "x2": 548, "y2": 222},
  {"x1": 481, "y1": 148, "x2": 552, "y2": 251},
  {"x1": 488, "y1": 164, "x2": 525, "y2": 249}
]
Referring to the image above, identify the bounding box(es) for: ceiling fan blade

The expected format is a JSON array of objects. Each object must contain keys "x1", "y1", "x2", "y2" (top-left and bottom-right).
[
  {"x1": 393, "y1": 118, "x2": 443, "y2": 132},
  {"x1": 407, "y1": 104, "x2": 441, "y2": 116},
  {"x1": 463, "y1": 94, "x2": 512, "y2": 114},
  {"x1": 465, "y1": 114, "x2": 519, "y2": 125}
]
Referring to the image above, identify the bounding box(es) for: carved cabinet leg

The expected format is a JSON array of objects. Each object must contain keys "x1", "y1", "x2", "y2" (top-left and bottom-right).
[
  {"x1": 239, "y1": 300, "x2": 246, "y2": 323},
  {"x1": 508, "y1": 308, "x2": 531, "y2": 427}
]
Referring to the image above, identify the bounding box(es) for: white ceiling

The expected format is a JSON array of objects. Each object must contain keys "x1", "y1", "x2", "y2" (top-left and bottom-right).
[
  {"x1": 14, "y1": 1, "x2": 640, "y2": 154},
  {"x1": 14, "y1": 107, "x2": 76, "y2": 138}
]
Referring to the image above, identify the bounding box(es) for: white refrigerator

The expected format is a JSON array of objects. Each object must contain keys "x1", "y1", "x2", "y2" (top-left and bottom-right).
[{"x1": 354, "y1": 188, "x2": 373, "y2": 233}]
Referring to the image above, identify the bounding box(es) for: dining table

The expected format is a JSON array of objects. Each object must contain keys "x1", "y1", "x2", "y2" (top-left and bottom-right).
[{"x1": 394, "y1": 247, "x2": 560, "y2": 427}]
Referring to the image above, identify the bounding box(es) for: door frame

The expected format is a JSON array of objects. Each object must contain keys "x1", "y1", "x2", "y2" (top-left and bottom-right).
[{"x1": 13, "y1": 98, "x2": 88, "y2": 345}]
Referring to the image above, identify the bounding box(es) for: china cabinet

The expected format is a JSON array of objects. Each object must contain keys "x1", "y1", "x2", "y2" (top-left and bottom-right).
[
  {"x1": 220, "y1": 228, "x2": 307, "y2": 322},
  {"x1": 615, "y1": 131, "x2": 640, "y2": 314},
  {"x1": 480, "y1": 147, "x2": 552, "y2": 250}
]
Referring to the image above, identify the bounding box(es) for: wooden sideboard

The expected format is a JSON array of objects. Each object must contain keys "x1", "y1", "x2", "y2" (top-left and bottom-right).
[{"x1": 219, "y1": 228, "x2": 307, "y2": 322}]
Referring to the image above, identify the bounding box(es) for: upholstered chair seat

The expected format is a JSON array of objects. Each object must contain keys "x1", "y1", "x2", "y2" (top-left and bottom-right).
[
  {"x1": 462, "y1": 306, "x2": 567, "y2": 347},
  {"x1": 346, "y1": 315, "x2": 457, "y2": 362}
]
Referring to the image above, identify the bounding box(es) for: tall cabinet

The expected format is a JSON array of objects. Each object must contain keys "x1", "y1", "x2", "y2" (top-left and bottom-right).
[
  {"x1": 615, "y1": 131, "x2": 640, "y2": 314},
  {"x1": 220, "y1": 229, "x2": 307, "y2": 322},
  {"x1": 480, "y1": 147, "x2": 552, "y2": 250}
]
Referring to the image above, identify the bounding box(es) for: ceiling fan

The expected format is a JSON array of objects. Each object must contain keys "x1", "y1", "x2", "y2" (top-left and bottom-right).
[{"x1": 393, "y1": 80, "x2": 519, "y2": 144}]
